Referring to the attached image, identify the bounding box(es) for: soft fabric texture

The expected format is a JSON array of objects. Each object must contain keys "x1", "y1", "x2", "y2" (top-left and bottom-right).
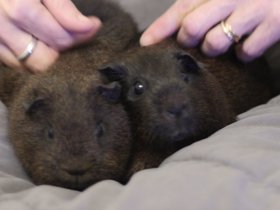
[{"x1": 1, "y1": 0, "x2": 280, "y2": 209}]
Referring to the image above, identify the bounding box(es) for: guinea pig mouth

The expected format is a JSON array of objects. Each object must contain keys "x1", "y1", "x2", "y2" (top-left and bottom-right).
[
  {"x1": 170, "y1": 131, "x2": 189, "y2": 142},
  {"x1": 55, "y1": 169, "x2": 96, "y2": 190},
  {"x1": 60, "y1": 177, "x2": 95, "y2": 191},
  {"x1": 153, "y1": 125, "x2": 193, "y2": 146}
]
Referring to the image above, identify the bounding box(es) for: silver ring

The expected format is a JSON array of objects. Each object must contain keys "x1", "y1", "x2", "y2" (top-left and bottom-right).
[
  {"x1": 17, "y1": 36, "x2": 38, "y2": 61},
  {"x1": 221, "y1": 21, "x2": 241, "y2": 43}
]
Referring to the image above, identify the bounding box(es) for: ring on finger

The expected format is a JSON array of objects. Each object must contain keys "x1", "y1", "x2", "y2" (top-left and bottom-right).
[
  {"x1": 220, "y1": 21, "x2": 241, "y2": 43},
  {"x1": 17, "y1": 36, "x2": 38, "y2": 62}
]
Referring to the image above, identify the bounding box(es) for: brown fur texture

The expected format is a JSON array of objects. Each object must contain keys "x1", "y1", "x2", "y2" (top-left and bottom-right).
[
  {"x1": 99, "y1": 40, "x2": 273, "y2": 179},
  {"x1": 0, "y1": 0, "x2": 137, "y2": 190},
  {"x1": 60, "y1": 0, "x2": 138, "y2": 67},
  {"x1": 8, "y1": 71, "x2": 131, "y2": 191}
]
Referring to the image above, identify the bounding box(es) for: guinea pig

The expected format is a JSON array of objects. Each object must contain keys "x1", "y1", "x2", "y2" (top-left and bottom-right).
[
  {"x1": 0, "y1": 66, "x2": 131, "y2": 191},
  {"x1": 99, "y1": 40, "x2": 273, "y2": 178},
  {"x1": 0, "y1": 0, "x2": 137, "y2": 190}
]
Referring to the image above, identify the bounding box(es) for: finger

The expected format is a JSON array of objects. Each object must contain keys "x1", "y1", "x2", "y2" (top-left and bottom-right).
[
  {"x1": 0, "y1": 39, "x2": 57, "y2": 73},
  {"x1": 43, "y1": 0, "x2": 102, "y2": 46},
  {"x1": 3, "y1": 0, "x2": 99, "y2": 50},
  {"x1": 23, "y1": 40, "x2": 59, "y2": 73},
  {"x1": 177, "y1": 0, "x2": 235, "y2": 47},
  {"x1": 0, "y1": 42, "x2": 24, "y2": 70},
  {"x1": 236, "y1": 21, "x2": 280, "y2": 62},
  {"x1": 201, "y1": 3, "x2": 263, "y2": 57},
  {"x1": 0, "y1": 17, "x2": 58, "y2": 72},
  {"x1": 64, "y1": 16, "x2": 102, "y2": 47},
  {"x1": 2, "y1": 0, "x2": 72, "y2": 50},
  {"x1": 235, "y1": 0, "x2": 280, "y2": 61},
  {"x1": 0, "y1": 13, "x2": 34, "y2": 57},
  {"x1": 42, "y1": 0, "x2": 101, "y2": 32},
  {"x1": 140, "y1": 0, "x2": 204, "y2": 46}
]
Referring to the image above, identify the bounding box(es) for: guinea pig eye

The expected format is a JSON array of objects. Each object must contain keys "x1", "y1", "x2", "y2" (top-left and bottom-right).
[
  {"x1": 133, "y1": 81, "x2": 145, "y2": 95},
  {"x1": 95, "y1": 122, "x2": 105, "y2": 138},
  {"x1": 47, "y1": 127, "x2": 54, "y2": 140},
  {"x1": 181, "y1": 73, "x2": 190, "y2": 83}
]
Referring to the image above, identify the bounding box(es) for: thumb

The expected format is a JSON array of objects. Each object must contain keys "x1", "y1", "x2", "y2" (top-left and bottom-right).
[{"x1": 42, "y1": 0, "x2": 101, "y2": 33}]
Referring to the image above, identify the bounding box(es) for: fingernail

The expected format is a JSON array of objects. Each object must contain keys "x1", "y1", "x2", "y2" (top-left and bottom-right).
[
  {"x1": 78, "y1": 14, "x2": 91, "y2": 22},
  {"x1": 79, "y1": 15, "x2": 102, "y2": 31},
  {"x1": 140, "y1": 35, "x2": 154, "y2": 46},
  {"x1": 78, "y1": 14, "x2": 100, "y2": 26},
  {"x1": 91, "y1": 17, "x2": 102, "y2": 27}
]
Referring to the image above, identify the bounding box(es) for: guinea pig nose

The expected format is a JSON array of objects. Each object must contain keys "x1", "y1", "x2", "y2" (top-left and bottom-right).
[{"x1": 166, "y1": 104, "x2": 187, "y2": 118}]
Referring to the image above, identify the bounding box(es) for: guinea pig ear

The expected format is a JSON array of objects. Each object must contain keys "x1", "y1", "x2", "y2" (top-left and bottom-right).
[
  {"x1": 0, "y1": 68, "x2": 28, "y2": 106},
  {"x1": 98, "y1": 64, "x2": 128, "y2": 82},
  {"x1": 24, "y1": 97, "x2": 47, "y2": 116},
  {"x1": 97, "y1": 82, "x2": 122, "y2": 103},
  {"x1": 24, "y1": 89, "x2": 51, "y2": 118},
  {"x1": 175, "y1": 52, "x2": 200, "y2": 74}
]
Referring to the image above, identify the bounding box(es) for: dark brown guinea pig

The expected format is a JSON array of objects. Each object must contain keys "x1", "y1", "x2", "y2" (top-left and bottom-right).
[
  {"x1": 0, "y1": 67, "x2": 131, "y2": 191},
  {"x1": 0, "y1": 0, "x2": 136, "y2": 190},
  {"x1": 99, "y1": 40, "x2": 273, "y2": 178}
]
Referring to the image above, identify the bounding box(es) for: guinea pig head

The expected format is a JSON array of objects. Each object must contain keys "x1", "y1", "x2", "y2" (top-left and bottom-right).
[
  {"x1": 99, "y1": 45, "x2": 235, "y2": 151},
  {"x1": 9, "y1": 74, "x2": 131, "y2": 190}
]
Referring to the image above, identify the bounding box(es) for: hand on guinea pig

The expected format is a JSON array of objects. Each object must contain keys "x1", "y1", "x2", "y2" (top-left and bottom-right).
[
  {"x1": 0, "y1": 0, "x2": 101, "y2": 72},
  {"x1": 0, "y1": 0, "x2": 139, "y2": 189},
  {"x1": 141, "y1": 0, "x2": 280, "y2": 62}
]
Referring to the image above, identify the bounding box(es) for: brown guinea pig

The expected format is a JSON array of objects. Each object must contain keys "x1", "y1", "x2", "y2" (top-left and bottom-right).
[
  {"x1": 99, "y1": 40, "x2": 273, "y2": 178},
  {"x1": 0, "y1": 67, "x2": 131, "y2": 191},
  {"x1": 0, "y1": 0, "x2": 137, "y2": 190}
]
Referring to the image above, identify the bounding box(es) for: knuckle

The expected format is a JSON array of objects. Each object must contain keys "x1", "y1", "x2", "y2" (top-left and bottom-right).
[
  {"x1": 240, "y1": 44, "x2": 262, "y2": 60},
  {"x1": 204, "y1": 32, "x2": 226, "y2": 53},
  {"x1": 26, "y1": 50, "x2": 59, "y2": 72},
  {"x1": 53, "y1": 36, "x2": 73, "y2": 50},
  {"x1": 4, "y1": 0, "x2": 25, "y2": 21},
  {"x1": 181, "y1": 16, "x2": 201, "y2": 39},
  {"x1": 6, "y1": 0, "x2": 30, "y2": 22},
  {"x1": 6, "y1": 0, "x2": 42, "y2": 24}
]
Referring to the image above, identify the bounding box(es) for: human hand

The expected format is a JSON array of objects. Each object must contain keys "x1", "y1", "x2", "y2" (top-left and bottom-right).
[
  {"x1": 0, "y1": 0, "x2": 101, "y2": 73},
  {"x1": 140, "y1": 0, "x2": 280, "y2": 62}
]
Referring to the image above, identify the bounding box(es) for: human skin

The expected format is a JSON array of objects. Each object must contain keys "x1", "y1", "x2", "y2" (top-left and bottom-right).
[
  {"x1": 0, "y1": 0, "x2": 101, "y2": 72},
  {"x1": 140, "y1": 0, "x2": 280, "y2": 62}
]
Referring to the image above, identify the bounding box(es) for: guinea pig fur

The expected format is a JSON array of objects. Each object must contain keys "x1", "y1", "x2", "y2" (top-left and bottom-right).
[
  {"x1": 0, "y1": 0, "x2": 137, "y2": 190},
  {"x1": 0, "y1": 66, "x2": 132, "y2": 190},
  {"x1": 99, "y1": 40, "x2": 273, "y2": 178}
]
